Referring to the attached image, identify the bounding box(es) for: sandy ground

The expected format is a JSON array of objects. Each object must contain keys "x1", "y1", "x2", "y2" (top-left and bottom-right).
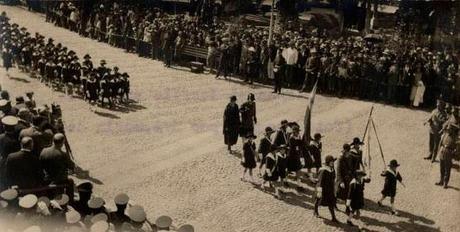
[{"x1": 0, "y1": 6, "x2": 459, "y2": 232}]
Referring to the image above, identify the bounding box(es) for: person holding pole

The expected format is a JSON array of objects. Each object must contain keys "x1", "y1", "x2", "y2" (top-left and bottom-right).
[
  {"x1": 377, "y1": 159, "x2": 403, "y2": 215},
  {"x1": 424, "y1": 99, "x2": 448, "y2": 161}
]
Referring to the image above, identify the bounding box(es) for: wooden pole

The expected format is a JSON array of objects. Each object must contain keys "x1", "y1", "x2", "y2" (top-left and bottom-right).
[{"x1": 268, "y1": 0, "x2": 275, "y2": 46}]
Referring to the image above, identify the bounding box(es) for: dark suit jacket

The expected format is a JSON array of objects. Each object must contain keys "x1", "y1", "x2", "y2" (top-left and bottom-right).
[{"x1": 5, "y1": 149, "x2": 43, "y2": 188}]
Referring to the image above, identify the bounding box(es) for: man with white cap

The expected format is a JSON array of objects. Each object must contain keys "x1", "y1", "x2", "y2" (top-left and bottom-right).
[
  {"x1": 5, "y1": 137, "x2": 43, "y2": 189},
  {"x1": 109, "y1": 193, "x2": 130, "y2": 229}
]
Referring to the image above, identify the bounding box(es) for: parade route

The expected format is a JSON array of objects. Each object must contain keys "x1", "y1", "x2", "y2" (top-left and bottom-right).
[{"x1": 1, "y1": 5, "x2": 459, "y2": 232}]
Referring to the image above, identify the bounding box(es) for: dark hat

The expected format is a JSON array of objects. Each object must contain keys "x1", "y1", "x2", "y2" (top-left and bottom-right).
[
  {"x1": 276, "y1": 144, "x2": 288, "y2": 150},
  {"x1": 265, "y1": 127, "x2": 275, "y2": 134},
  {"x1": 114, "y1": 193, "x2": 129, "y2": 205},
  {"x1": 314, "y1": 133, "x2": 323, "y2": 140},
  {"x1": 281, "y1": 120, "x2": 288, "y2": 125},
  {"x1": 15, "y1": 96, "x2": 24, "y2": 103},
  {"x1": 292, "y1": 125, "x2": 301, "y2": 132},
  {"x1": 0, "y1": 189, "x2": 18, "y2": 201},
  {"x1": 100, "y1": 59, "x2": 106, "y2": 64},
  {"x1": 122, "y1": 72, "x2": 129, "y2": 78},
  {"x1": 247, "y1": 93, "x2": 255, "y2": 101},
  {"x1": 84, "y1": 54, "x2": 91, "y2": 59},
  {"x1": 155, "y1": 215, "x2": 173, "y2": 229},
  {"x1": 325, "y1": 155, "x2": 337, "y2": 163},
  {"x1": 230, "y1": 95, "x2": 237, "y2": 101},
  {"x1": 77, "y1": 182, "x2": 93, "y2": 193},
  {"x1": 343, "y1": 143, "x2": 351, "y2": 151},
  {"x1": 388, "y1": 159, "x2": 400, "y2": 167},
  {"x1": 178, "y1": 224, "x2": 195, "y2": 232},
  {"x1": 351, "y1": 137, "x2": 364, "y2": 145}
]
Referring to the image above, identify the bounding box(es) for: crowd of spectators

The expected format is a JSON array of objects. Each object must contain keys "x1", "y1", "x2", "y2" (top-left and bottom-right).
[{"x1": 39, "y1": 1, "x2": 459, "y2": 108}]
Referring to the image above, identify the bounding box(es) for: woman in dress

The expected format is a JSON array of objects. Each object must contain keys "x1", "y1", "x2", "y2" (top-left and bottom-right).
[
  {"x1": 223, "y1": 96, "x2": 240, "y2": 153},
  {"x1": 314, "y1": 155, "x2": 339, "y2": 223},
  {"x1": 241, "y1": 134, "x2": 257, "y2": 182}
]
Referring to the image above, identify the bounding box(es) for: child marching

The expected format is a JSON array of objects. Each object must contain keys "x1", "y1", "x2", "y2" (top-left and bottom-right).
[{"x1": 378, "y1": 159, "x2": 403, "y2": 215}]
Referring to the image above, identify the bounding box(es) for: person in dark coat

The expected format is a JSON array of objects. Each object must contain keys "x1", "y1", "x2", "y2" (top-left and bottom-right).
[
  {"x1": 272, "y1": 48, "x2": 285, "y2": 94},
  {"x1": 336, "y1": 144, "x2": 354, "y2": 201},
  {"x1": 287, "y1": 125, "x2": 303, "y2": 188},
  {"x1": 435, "y1": 123, "x2": 458, "y2": 189},
  {"x1": 215, "y1": 39, "x2": 230, "y2": 79},
  {"x1": 273, "y1": 145, "x2": 288, "y2": 198},
  {"x1": 346, "y1": 170, "x2": 371, "y2": 226},
  {"x1": 350, "y1": 137, "x2": 364, "y2": 172},
  {"x1": 4, "y1": 137, "x2": 43, "y2": 189},
  {"x1": 223, "y1": 96, "x2": 240, "y2": 152},
  {"x1": 378, "y1": 159, "x2": 403, "y2": 215},
  {"x1": 241, "y1": 134, "x2": 257, "y2": 182},
  {"x1": 2, "y1": 47, "x2": 13, "y2": 77},
  {"x1": 309, "y1": 133, "x2": 323, "y2": 174},
  {"x1": 239, "y1": 93, "x2": 257, "y2": 144},
  {"x1": 258, "y1": 126, "x2": 274, "y2": 175},
  {"x1": 424, "y1": 99, "x2": 448, "y2": 161},
  {"x1": 314, "y1": 155, "x2": 339, "y2": 223},
  {"x1": 0, "y1": 116, "x2": 21, "y2": 189},
  {"x1": 273, "y1": 120, "x2": 289, "y2": 148}
]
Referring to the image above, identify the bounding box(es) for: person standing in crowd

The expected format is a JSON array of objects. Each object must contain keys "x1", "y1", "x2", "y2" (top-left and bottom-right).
[
  {"x1": 223, "y1": 96, "x2": 240, "y2": 153},
  {"x1": 435, "y1": 123, "x2": 458, "y2": 189},
  {"x1": 272, "y1": 47, "x2": 285, "y2": 94},
  {"x1": 215, "y1": 38, "x2": 230, "y2": 79},
  {"x1": 258, "y1": 126, "x2": 275, "y2": 176},
  {"x1": 301, "y1": 48, "x2": 319, "y2": 92},
  {"x1": 346, "y1": 170, "x2": 370, "y2": 226},
  {"x1": 282, "y1": 41, "x2": 298, "y2": 88},
  {"x1": 378, "y1": 159, "x2": 403, "y2": 215},
  {"x1": 5, "y1": 136, "x2": 43, "y2": 189},
  {"x1": 241, "y1": 134, "x2": 257, "y2": 183},
  {"x1": 314, "y1": 155, "x2": 339, "y2": 223},
  {"x1": 3, "y1": 45, "x2": 13, "y2": 77},
  {"x1": 239, "y1": 93, "x2": 257, "y2": 144},
  {"x1": 424, "y1": 99, "x2": 448, "y2": 161}
]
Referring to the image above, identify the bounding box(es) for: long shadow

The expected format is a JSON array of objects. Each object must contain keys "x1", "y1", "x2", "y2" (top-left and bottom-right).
[
  {"x1": 360, "y1": 215, "x2": 440, "y2": 232},
  {"x1": 72, "y1": 165, "x2": 104, "y2": 185},
  {"x1": 94, "y1": 110, "x2": 120, "y2": 119},
  {"x1": 279, "y1": 92, "x2": 309, "y2": 100},
  {"x1": 9, "y1": 76, "x2": 31, "y2": 83},
  {"x1": 102, "y1": 100, "x2": 147, "y2": 114}
]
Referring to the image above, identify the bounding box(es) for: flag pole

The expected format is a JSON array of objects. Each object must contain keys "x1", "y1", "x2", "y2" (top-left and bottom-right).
[{"x1": 371, "y1": 118, "x2": 386, "y2": 169}]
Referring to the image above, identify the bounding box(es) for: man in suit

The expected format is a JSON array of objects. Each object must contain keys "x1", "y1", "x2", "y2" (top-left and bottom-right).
[
  {"x1": 258, "y1": 127, "x2": 275, "y2": 175},
  {"x1": 425, "y1": 99, "x2": 448, "y2": 161},
  {"x1": 273, "y1": 120, "x2": 289, "y2": 148},
  {"x1": 336, "y1": 144, "x2": 354, "y2": 202},
  {"x1": 19, "y1": 115, "x2": 46, "y2": 157},
  {"x1": 5, "y1": 137, "x2": 43, "y2": 189},
  {"x1": 436, "y1": 123, "x2": 458, "y2": 189}
]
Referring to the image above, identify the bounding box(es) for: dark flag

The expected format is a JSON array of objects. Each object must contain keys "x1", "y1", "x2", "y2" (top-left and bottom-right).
[{"x1": 303, "y1": 80, "x2": 318, "y2": 144}]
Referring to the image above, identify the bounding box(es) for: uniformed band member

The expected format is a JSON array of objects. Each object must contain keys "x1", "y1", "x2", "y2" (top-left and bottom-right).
[
  {"x1": 435, "y1": 123, "x2": 458, "y2": 189},
  {"x1": 241, "y1": 134, "x2": 257, "y2": 183},
  {"x1": 424, "y1": 99, "x2": 448, "y2": 161},
  {"x1": 346, "y1": 170, "x2": 371, "y2": 226},
  {"x1": 287, "y1": 125, "x2": 304, "y2": 189},
  {"x1": 308, "y1": 133, "x2": 323, "y2": 175},
  {"x1": 223, "y1": 96, "x2": 240, "y2": 152},
  {"x1": 336, "y1": 144, "x2": 354, "y2": 202},
  {"x1": 239, "y1": 93, "x2": 257, "y2": 144},
  {"x1": 258, "y1": 127, "x2": 275, "y2": 175},
  {"x1": 314, "y1": 155, "x2": 339, "y2": 223},
  {"x1": 378, "y1": 159, "x2": 403, "y2": 215}
]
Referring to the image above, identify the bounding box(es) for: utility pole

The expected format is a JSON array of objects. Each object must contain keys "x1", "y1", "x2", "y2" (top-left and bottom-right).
[{"x1": 268, "y1": 0, "x2": 275, "y2": 46}]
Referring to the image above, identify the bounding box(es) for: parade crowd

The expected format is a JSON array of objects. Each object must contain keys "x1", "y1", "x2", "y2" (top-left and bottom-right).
[
  {"x1": 0, "y1": 12, "x2": 131, "y2": 109},
  {"x1": 40, "y1": 1, "x2": 460, "y2": 108},
  {"x1": 223, "y1": 93, "x2": 459, "y2": 227}
]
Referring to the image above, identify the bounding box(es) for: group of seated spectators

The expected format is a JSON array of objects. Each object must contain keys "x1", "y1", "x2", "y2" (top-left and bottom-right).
[
  {"x1": 39, "y1": 1, "x2": 460, "y2": 109},
  {"x1": 0, "y1": 86, "x2": 193, "y2": 232},
  {"x1": 0, "y1": 12, "x2": 131, "y2": 109}
]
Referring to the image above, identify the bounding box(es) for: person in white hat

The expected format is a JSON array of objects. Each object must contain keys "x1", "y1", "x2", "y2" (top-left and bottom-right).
[{"x1": 109, "y1": 193, "x2": 130, "y2": 229}]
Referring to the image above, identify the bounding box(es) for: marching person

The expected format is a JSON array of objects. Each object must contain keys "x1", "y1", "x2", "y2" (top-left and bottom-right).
[
  {"x1": 258, "y1": 127, "x2": 275, "y2": 176},
  {"x1": 241, "y1": 134, "x2": 257, "y2": 183},
  {"x1": 239, "y1": 93, "x2": 257, "y2": 145},
  {"x1": 424, "y1": 99, "x2": 448, "y2": 161},
  {"x1": 287, "y1": 125, "x2": 304, "y2": 189},
  {"x1": 350, "y1": 137, "x2": 365, "y2": 172},
  {"x1": 274, "y1": 144, "x2": 288, "y2": 198},
  {"x1": 346, "y1": 170, "x2": 371, "y2": 227},
  {"x1": 2, "y1": 46, "x2": 13, "y2": 77},
  {"x1": 309, "y1": 133, "x2": 323, "y2": 175},
  {"x1": 261, "y1": 146, "x2": 278, "y2": 194},
  {"x1": 435, "y1": 123, "x2": 458, "y2": 189},
  {"x1": 273, "y1": 120, "x2": 289, "y2": 148},
  {"x1": 314, "y1": 155, "x2": 339, "y2": 223},
  {"x1": 336, "y1": 144, "x2": 354, "y2": 202},
  {"x1": 223, "y1": 96, "x2": 240, "y2": 153},
  {"x1": 272, "y1": 47, "x2": 285, "y2": 94},
  {"x1": 378, "y1": 159, "x2": 403, "y2": 215}
]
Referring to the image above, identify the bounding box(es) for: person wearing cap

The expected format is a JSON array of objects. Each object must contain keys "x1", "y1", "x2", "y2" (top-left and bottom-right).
[
  {"x1": 281, "y1": 41, "x2": 298, "y2": 87},
  {"x1": 74, "y1": 182, "x2": 93, "y2": 216},
  {"x1": 260, "y1": 143, "x2": 279, "y2": 193},
  {"x1": 300, "y1": 47, "x2": 320, "y2": 92},
  {"x1": 286, "y1": 125, "x2": 304, "y2": 187},
  {"x1": 0, "y1": 99, "x2": 17, "y2": 116},
  {"x1": 257, "y1": 126, "x2": 275, "y2": 175},
  {"x1": 0, "y1": 116, "x2": 21, "y2": 181},
  {"x1": 350, "y1": 137, "x2": 364, "y2": 172},
  {"x1": 19, "y1": 115, "x2": 47, "y2": 157},
  {"x1": 314, "y1": 155, "x2": 338, "y2": 223},
  {"x1": 308, "y1": 133, "x2": 323, "y2": 175},
  {"x1": 239, "y1": 93, "x2": 257, "y2": 143},
  {"x1": 345, "y1": 170, "x2": 370, "y2": 226},
  {"x1": 223, "y1": 96, "x2": 240, "y2": 153},
  {"x1": 424, "y1": 99, "x2": 448, "y2": 161},
  {"x1": 272, "y1": 47, "x2": 285, "y2": 94},
  {"x1": 2, "y1": 44, "x2": 13, "y2": 77},
  {"x1": 109, "y1": 193, "x2": 130, "y2": 229},
  {"x1": 5, "y1": 137, "x2": 43, "y2": 189},
  {"x1": 40, "y1": 133, "x2": 75, "y2": 202},
  {"x1": 124, "y1": 205, "x2": 153, "y2": 232},
  {"x1": 273, "y1": 144, "x2": 288, "y2": 195},
  {"x1": 436, "y1": 123, "x2": 458, "y2": 189},
  {"x1": 336, "y1": 143, "x2": 354, "y2": 202},
  {"x1": 273, "y1": 120, "x2": 289, "y2": 148},
  {"x1": 241, "y1": 133, "x2": 257, "y2": 182},
  {"x1": 378, "y1": 159, "x2": 403, "y2": 215}
]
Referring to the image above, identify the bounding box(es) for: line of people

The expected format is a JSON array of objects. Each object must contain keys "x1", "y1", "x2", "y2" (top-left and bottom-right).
[
  {"x1": 223, "y1": 94, "x2": 405, "y2": 228},
  {"x1": 0, "y1": 12, "x2": 131, "y2": 109}
]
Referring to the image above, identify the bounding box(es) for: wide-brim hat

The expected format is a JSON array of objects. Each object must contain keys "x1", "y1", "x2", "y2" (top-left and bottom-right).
[
  {"x1": 19, "y1": 194, "x2": 38, "y2": 209},
  {"x1": 230, "y1": 95, "x2": 237, "y2": 101},
  {"x1": 155, "y1": 215, "x2": 173, "y2": 229},
  {"x1": 0, "y1": 189, "x2": 18, "y2": 201},
  {"x1": 246, "y1": 134, "x2": 257, "y2": 139},
  {"x1": 351, "y1": 137, "x2": 364, "y2": 145},
  {"x1": 388, "y1": 159, "x2": 400, "y2": 167},
  {"x1": 100, "y1": 60, "x2": 107, "y2": 65},
  {"x1": 265, "y1": 127, "x2": 275, "y2": 134},
  {"x1": 84, "y1": 54, "x2": 91, "y2": 59}
]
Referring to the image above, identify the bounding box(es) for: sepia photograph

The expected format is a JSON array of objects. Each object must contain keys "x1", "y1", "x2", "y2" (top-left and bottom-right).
[{"x1": 0, "y1": 0, "x2": 459, "y2": 231}]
